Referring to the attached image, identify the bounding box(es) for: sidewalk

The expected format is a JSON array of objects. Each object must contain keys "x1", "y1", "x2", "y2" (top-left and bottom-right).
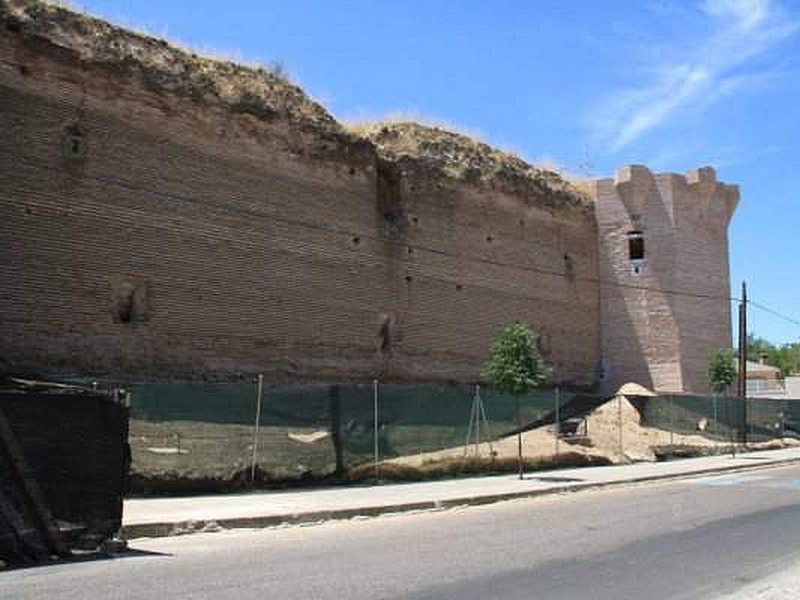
[{"x1": 122, "y1": 447, "x2": 800, "y2": 539}]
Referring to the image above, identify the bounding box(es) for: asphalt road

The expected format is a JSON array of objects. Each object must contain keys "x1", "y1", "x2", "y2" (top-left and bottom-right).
[{"x1": 5, "y1": 464, "x2": 800, "y2": 600}]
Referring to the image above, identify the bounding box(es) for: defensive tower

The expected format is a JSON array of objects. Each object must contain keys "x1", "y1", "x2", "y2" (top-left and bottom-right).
[{"x1": 593, "y1": 165, "x2": 739, "y2": 393}]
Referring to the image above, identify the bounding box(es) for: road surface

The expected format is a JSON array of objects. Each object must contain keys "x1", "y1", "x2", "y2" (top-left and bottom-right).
[{"x1": 4, "y1": 463, "x2": 800, "y2": 599}]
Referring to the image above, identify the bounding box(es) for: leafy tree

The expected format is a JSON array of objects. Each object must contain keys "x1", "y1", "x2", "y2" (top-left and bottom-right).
[
  {"x1": 481, "y1": 322, "x2": 550, "y2": 394},
  {"x1": 746, "y1": 334, "x2": 773, "y2": 362},
  {"x1": 482, "y1": 322, "x2": 550, "y2": 480},
  {"x1": 768, "y1": 343, "x2": 800, "y2": 378},
  {"x1": 708, "y1": 348, "x2": 736, "y2": 394},
  {"x1": 742, "y1": 334, "x2": 800, "y2": 378}
]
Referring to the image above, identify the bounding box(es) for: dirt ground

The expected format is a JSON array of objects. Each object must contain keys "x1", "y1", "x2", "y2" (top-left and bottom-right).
[{"x1": 387, "y1": 393, "x2": 800, "y2": 468}]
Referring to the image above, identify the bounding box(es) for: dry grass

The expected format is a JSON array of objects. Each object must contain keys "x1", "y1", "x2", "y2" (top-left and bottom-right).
[
  {"x1": 529, "y1": 157, "x2": 596, "y2": 200},
  {"x1": 32, "y1": 0, "x2": 289, "y2": 78},
  {"x1": 352, "y1": 121, "x2": 593, "y2": 207},
  {"x1": 347, "y1": 452, "x2": 612, "y2": 482},
  {"x1": 3, "y1": 1, "x2": 337, "y2": 134},
  {"x1": 9, "y1": 2, "x2": 594, "y2": 206},
  {"x1": 345, "y1": 111, "x2": 486, "y2": 143}
]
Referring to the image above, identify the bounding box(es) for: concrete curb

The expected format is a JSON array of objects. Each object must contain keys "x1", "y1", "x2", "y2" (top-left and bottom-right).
[{"x1": 122, "y1": 456, "x2": 800, "y2": 540}]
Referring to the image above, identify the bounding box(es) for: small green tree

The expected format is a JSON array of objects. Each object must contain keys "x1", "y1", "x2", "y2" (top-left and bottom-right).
[
  {"x1": 708, "y1": 348, "x2": 736, "y2": 394},
  {"x1": 481, "y1": 322, "x2": 550, "y2": 393},
  {"x1": 482, "y1": 322, "x2": 550, "y2": 479}
]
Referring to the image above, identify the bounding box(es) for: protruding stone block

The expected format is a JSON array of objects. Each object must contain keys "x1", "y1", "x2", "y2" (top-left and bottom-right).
[
  {"x1": 614, "y1": 165, "x2": 654, "y2": 219},
  {"x1": 684, "y1": 166, "x2": 717, "y2": 185},
  {"x1": 720, "y1": 184, "x2": 740, "y2": 225},
  {"x1": 685, "y1": 166, "x2": 738, "y2": 225}
]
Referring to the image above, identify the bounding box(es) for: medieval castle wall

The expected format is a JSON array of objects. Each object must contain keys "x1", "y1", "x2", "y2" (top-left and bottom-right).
[
  {"x1": 0, "y1": 3, "x2": 599, "y2": 386},
  {"x1": 0, "y1": 2, "x2": 738, "y2": 393}
]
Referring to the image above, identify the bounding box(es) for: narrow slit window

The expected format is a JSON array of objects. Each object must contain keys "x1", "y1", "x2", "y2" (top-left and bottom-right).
[{"x1": 628, "y1": 231, "x2": 645, "y2": 261}]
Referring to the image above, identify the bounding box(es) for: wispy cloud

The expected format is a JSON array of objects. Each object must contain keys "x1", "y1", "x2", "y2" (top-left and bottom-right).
[{"x1": 592, "y1": 0, "x2": 798, "y2": 151}]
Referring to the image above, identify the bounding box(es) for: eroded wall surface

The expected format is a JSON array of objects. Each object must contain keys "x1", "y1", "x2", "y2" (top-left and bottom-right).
[{"x1": 0, "y1": 21, "x2": 599, "y2": 385}]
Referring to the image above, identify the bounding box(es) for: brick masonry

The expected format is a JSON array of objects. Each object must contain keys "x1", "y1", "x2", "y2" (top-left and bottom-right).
[
  {"x1": 0, "y1": 6, "x2": 737, "y2": 393},
  {"x1": 594, "y1": 166, "x2": 738, "y2": 394},
  {"x1": 0, "y1": 23, "x2": 599, "y2": 387}
]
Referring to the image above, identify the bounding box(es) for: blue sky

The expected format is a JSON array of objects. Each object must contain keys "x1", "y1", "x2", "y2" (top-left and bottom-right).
[{"x1": 76, "y1": 0, "x2": 800, "y2": 346}]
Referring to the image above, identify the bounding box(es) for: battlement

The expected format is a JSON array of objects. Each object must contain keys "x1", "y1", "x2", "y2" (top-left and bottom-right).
[
  {"x1": 683, "y1": 167, "x2": 739, "y2": 227},
  {"x1": 595, "y1": 165, "x2": 739, "y2": 230},
  {"x1": 611, "y1": 165, "x2": 655, "y2": 223}
]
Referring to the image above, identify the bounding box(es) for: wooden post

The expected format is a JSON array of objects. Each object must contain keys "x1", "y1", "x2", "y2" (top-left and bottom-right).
[{"x1": 737, "y1": 283, "x2": 748, "y2": 445}]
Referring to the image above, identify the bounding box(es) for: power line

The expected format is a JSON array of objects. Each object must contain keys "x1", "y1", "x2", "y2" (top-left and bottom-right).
[{"x1": 747, "y1": 300, "x2": 800, "y2": 329}]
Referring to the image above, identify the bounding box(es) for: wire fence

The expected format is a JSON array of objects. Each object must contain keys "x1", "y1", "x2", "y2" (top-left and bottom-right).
[{"x1": 92, "y1": 378, "x2": 800, "y2": 494}]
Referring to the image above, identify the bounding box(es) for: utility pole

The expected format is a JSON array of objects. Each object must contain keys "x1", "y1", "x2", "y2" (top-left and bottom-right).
[
  {"x1": 737, "y1": 282, "x2": 747, "y2": 397},
  {"x1": 737, "y1": 282, "x2": 748, "y2": 444}
]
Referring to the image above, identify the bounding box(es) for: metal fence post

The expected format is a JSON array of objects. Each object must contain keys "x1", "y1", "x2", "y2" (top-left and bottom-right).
[
  {"x1": 475, "y1": 386, "x2": 481, "y2": 455},
  {"x1": 712, "y1": 394, "x2": 718, "y2": 451},
  {"x1": 516, "y1": 395, "x2": 523, "y2": 480},
  {"x1": 477, "y1": 385, "x2": 494, "y2": 461},
  {"x1": 464, "y1": 386, "x2": 476, "y2": 456},
  {"x1": 617, "y1": 391, "x2": 623, "y2": 458},
  {"x1": 373, "y1": 379, "x2": 379, "y2": 482},
  {"x1": 250, "y1": 374, "x2": 264, "y2": 484},
  {"x1": 744, "y1": 395, "x2": 749, "y2": 447},
  {"x1": 554, "y1": 386, "x2": 560, "y2": 459},
  {"x1": 731, "y1": 395, "x2": 738, "y2": 458},
  {"x1": 329, "y1": 384, "x2": 344, "y2": 476},
  {"x1": 780, "y1": 401, "x2": 786, "y2": 443},
  {"x1": 669, "y1": 394, "x2": 674, "y2": 456}
]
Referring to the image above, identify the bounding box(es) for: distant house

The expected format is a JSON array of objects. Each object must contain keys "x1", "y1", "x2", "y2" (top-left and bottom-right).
[{"x1": 745, "y1": 358, "x2": 791, "y2": 398}]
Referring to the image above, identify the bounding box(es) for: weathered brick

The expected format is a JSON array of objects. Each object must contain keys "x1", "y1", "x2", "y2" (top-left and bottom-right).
[
  {"x1": 0, "y1": 6, "x2": 737, "y2": 394},
  {"x1": 594, "y1": 166, "x2": 738, "y2": 393},
  {"x1": 0, "y1": 25, "x2": 599, "y2": 386}
]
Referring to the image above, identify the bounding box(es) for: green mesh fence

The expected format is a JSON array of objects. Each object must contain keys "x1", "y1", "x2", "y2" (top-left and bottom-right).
[
  {"x1": 128, "y1": 382, "x2": 337, "y2": 483},
  {"x1": 745, "y1": 398, "x2": 800, "y2": 442},
  {"x1": 632, "y1": 395, "x2": 747, "y2": 443},
  {"x1": 120, "y1": 381, "x2": 573, "y2": 486},
  {"x1": 375, "y1": 385, "x2": 560, "y2": 463},
  {"x1": 68, "y1": 377, "x2": 796, "y2": 492},
  {"x1": 631, "y1": 394, "x2": 800, "y2": 445}
]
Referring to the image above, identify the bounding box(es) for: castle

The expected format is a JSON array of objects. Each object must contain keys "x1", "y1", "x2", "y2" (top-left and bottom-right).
[{"x1": 0, "y1": 2, "x2": 738, "y2": 394}]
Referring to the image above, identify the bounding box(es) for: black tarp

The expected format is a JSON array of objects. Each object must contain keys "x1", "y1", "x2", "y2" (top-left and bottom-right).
[{"x1": 0, "y1": 385, "x2": 129, "y2": 564}]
